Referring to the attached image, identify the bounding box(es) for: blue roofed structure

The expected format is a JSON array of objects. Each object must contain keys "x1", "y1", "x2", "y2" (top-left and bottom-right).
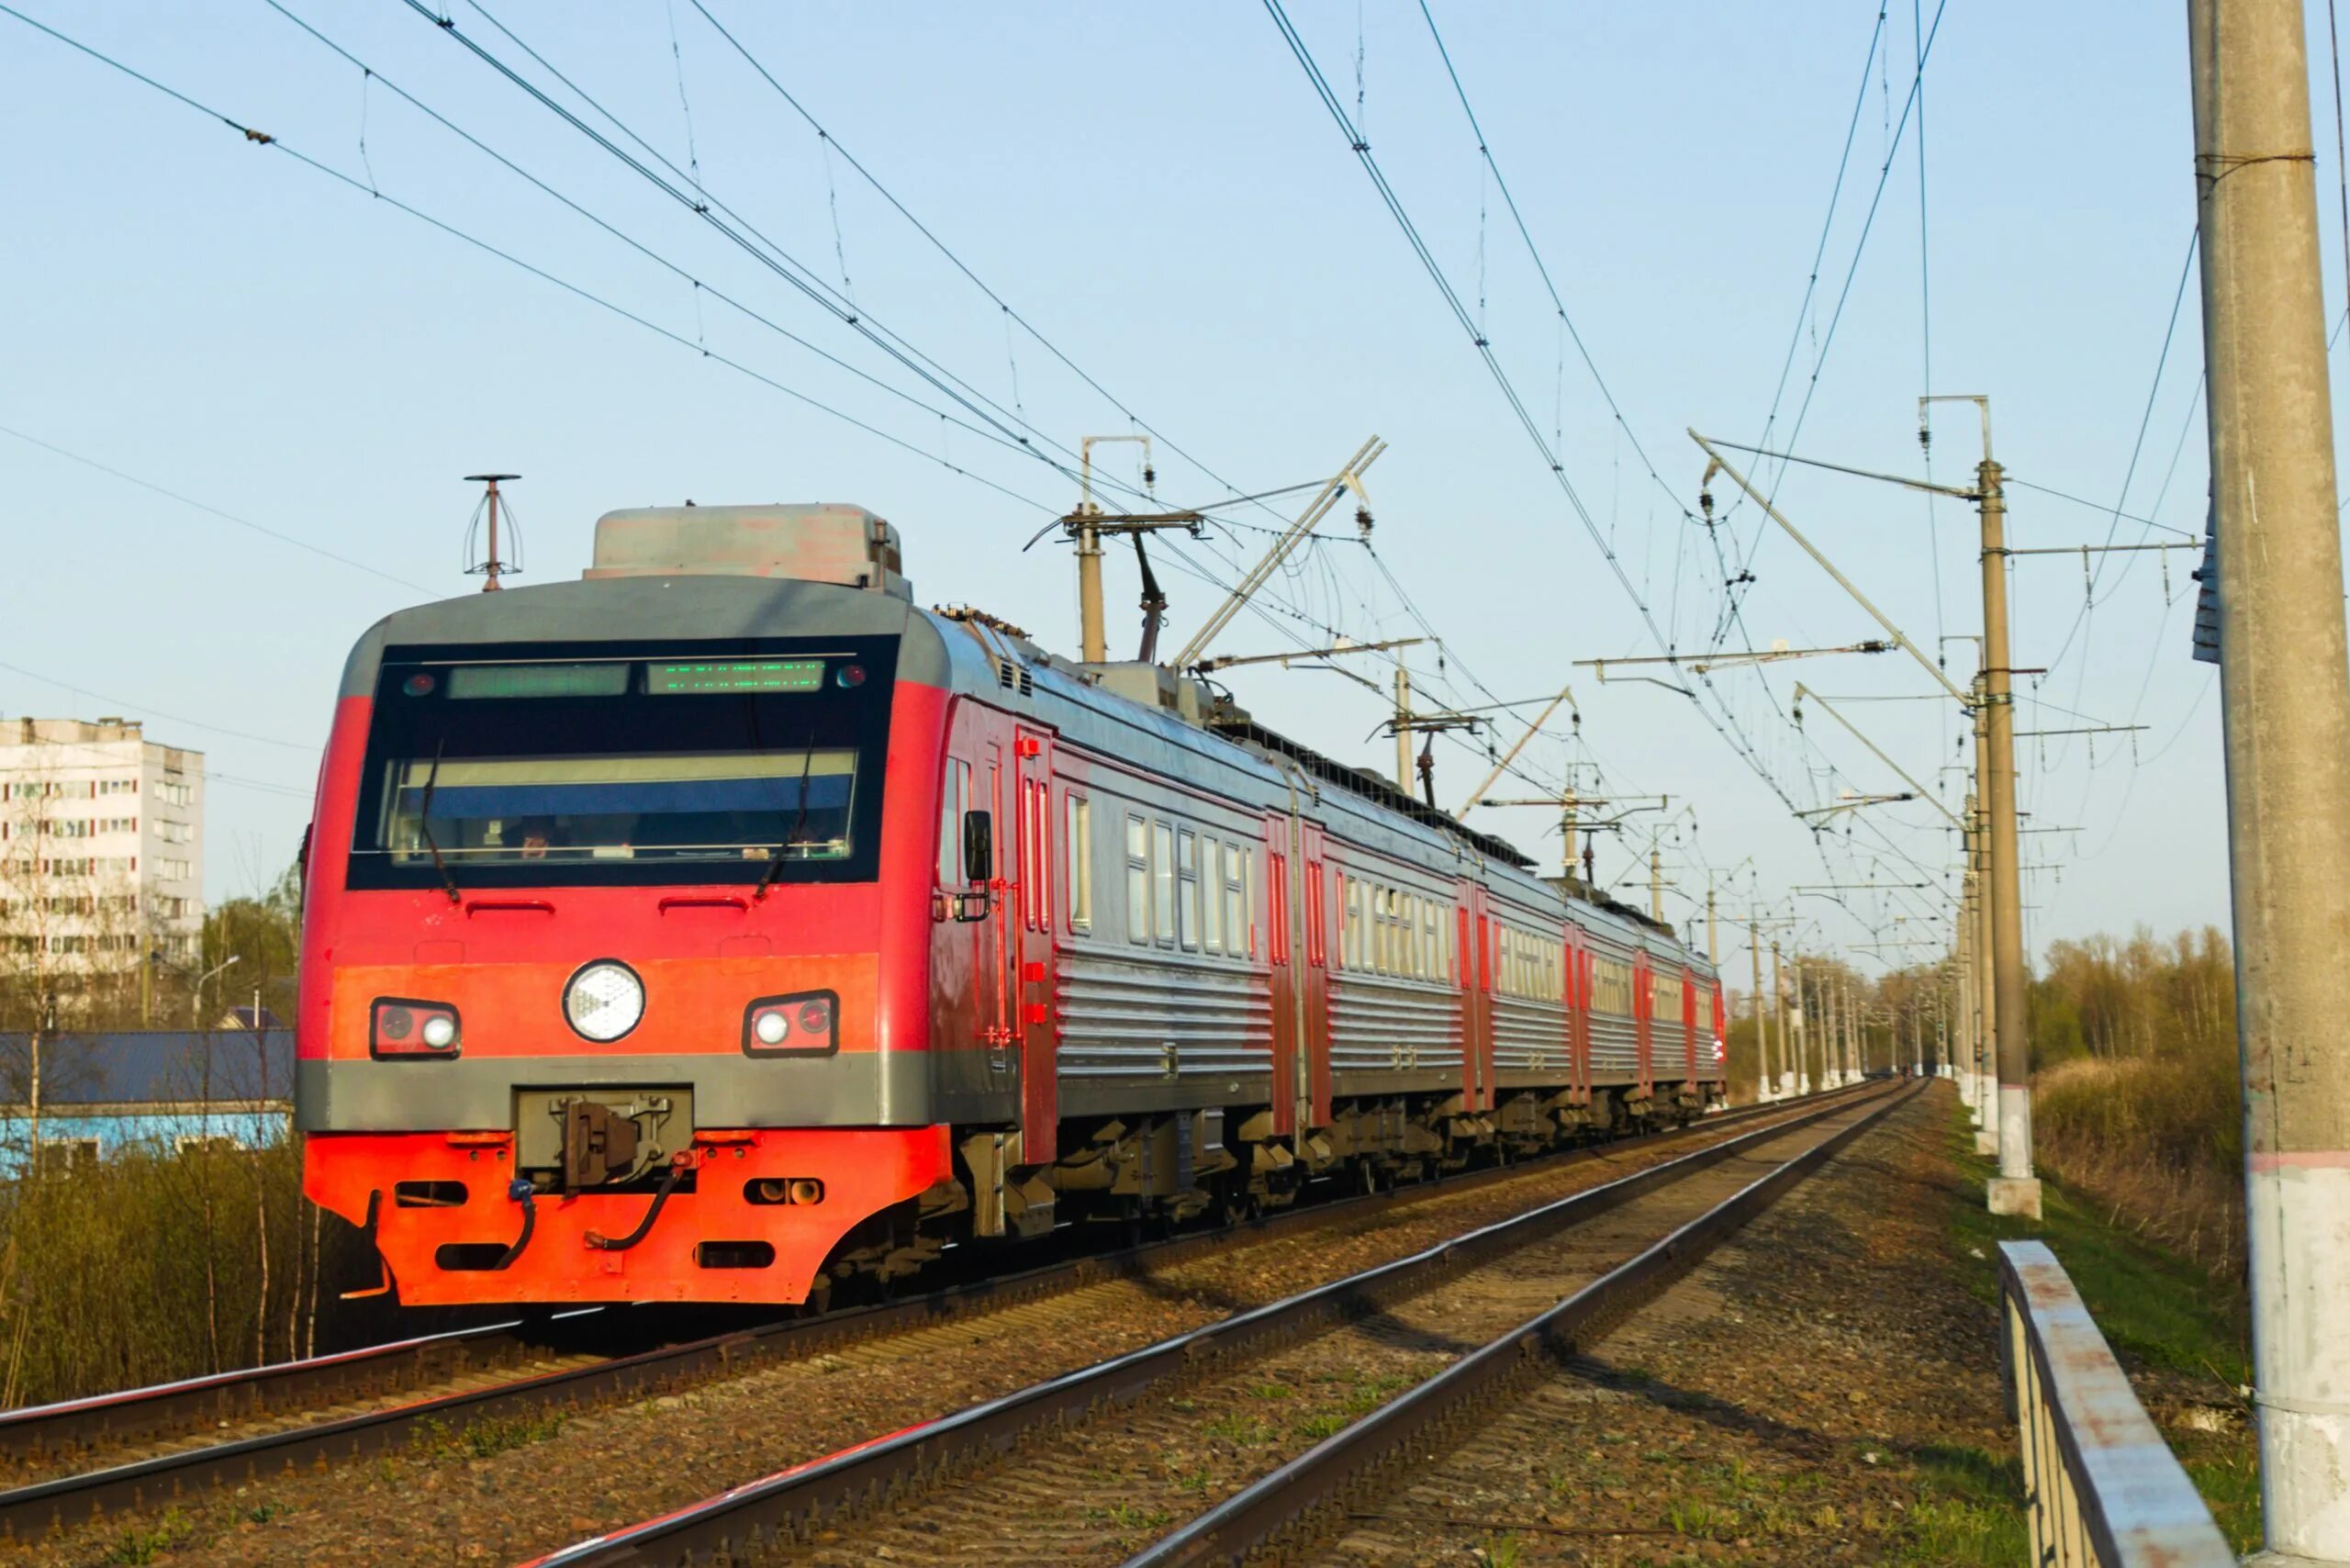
[{"x1": 0, "y1": 1029, "x2": 293, "y2": 1170}]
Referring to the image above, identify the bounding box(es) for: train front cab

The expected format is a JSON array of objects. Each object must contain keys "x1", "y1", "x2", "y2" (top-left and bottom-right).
[{"x1": 297, "y1": 579, "x2": 962, "y2": 1307}]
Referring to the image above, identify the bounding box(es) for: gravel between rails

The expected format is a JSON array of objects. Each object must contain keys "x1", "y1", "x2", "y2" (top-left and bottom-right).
[
  {"x1": 5, "y1": 1103, "x2": 1853, "y2": 1567},
  {"x1": 1314, "y1": 1085, "x2": 1999, "y2": 1565},
  {"x1": 746, "y1": 1097, "x2": 1895, "y2": 1568}
]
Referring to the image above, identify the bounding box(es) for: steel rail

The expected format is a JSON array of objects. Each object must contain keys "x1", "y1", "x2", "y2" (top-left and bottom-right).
[
  {"x1": 0, "y1": 1317, "x2": 544, "y2": 1464},
  {"x1": 0, "y1": 1083, "x2": 1870, "y2": 1543},
  {"x1": 520, "y1": 1081, "x2": 1906, "y2": 1567},
  {"x1": 0, "y1": 1084, "x2": 1844, "y2": 1484},
  {"x1": 1125, "y1": 1081, "x2": 1926, "y2": 1566}
]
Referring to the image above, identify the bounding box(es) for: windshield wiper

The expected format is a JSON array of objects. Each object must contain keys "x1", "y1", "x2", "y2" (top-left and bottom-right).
[
  {"x1": 754, "y1": 732, "x2": 820, "y2": 902},
  {"x1": 417, "y1": 738, "x2": 462, "y2": 904}
]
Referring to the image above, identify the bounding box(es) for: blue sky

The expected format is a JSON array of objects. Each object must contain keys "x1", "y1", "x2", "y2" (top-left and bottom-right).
[{"x1": 0, "y1": 3, "x2": 2309, "y2": 973}]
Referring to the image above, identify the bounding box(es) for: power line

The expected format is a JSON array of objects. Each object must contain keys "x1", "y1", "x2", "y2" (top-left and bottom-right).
[
  {"x1": 263, "y1": 2, "x2": 1056, "y2": 478},
  {"x1": 1408, "y1": 0, "x2": 1818, "y2": 796},
  {"x1": 408, "y1": 0, "x2": 1081, "y2": 480},
  {"x1": 2038, "y1": 229, "x2": 2202, "y2": 679},
  {"x1": 0, "y1": 421, "x2": 438, "y2": 595},
  {"x1": 437, "y1": 0, "x2": 1490, "y2": 717},
  {"x1": 0, "y1": 2, "x2": 1071, "y2": 520},
  {"x1": 0, "y1": 658, "x2": 314, "y2": 752},
  {"x1": 16, "y1": 0, "x2": 1446, "y2": 775},
  {"x1": 1259, "y1": 0, "x2": 1801, "y2": 815},
  {"x1": 1717, "y1": 0, "x2": 1950, "y2": 644}
]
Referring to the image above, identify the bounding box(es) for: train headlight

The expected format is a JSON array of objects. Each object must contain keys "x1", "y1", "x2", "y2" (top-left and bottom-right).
[
  {"x1": 372, "y1": 999, "x2": 461, "y2": 1059},
  {"x1": 742, "y1": 991, "x2": 839, "y2": 1057},
  {"x1": 564, "y1": 959, "x2": 645, "y2": 1043}
]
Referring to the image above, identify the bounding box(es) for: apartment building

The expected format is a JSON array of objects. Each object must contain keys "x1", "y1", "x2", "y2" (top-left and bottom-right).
[{"x1": 0, "y1": 717, "x2": 204, "y2": 967}]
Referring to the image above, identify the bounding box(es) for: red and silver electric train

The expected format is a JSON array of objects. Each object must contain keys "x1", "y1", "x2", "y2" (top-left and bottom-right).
[{"x1": 296, "y1": 505, "x2": 1724, "y2": 1307}]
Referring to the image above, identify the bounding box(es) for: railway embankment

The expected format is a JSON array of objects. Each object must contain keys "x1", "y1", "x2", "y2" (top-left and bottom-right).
[
  {"x1": 1319, "y1": 1084, "x2": 2255, "y2": 1566},
  {"x1": 2, "y1": 1083, "x2": 2255, "y2": 1566},
  {"x1": 3, "y1": 1099, "x2": 1848, "y2": 1566}
]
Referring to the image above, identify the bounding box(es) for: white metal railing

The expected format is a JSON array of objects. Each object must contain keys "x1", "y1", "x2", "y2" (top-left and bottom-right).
[{"x1": 1998, "y1": 1240, "x2": 2234, "y2": 1566}]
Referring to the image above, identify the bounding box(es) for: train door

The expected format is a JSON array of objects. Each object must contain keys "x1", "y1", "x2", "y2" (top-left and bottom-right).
[
  {"x1": 1298, "y1": 821, "x2": 1332, "y2": 1129},
  {"x1": 978, "y1": 737, "x2": 1013, "y2": 1077},
  {"x1": 1013, "y1": 726, "x2": 1058, "y2": 1156},
  {"x1": 1464, "y1": 885, "x2": 1494, "y2": 1113},
  {"x1": 1681, "y1": 965, "x2": 1699, "y2": 1091},
  {"x1": 1565, "y1": 925, "x2": 1591, "y2": 1107},
  {"x1": 1632, "y1": 948, "x2": 1653, "y2": 1103},
  {"x1": 1711, "y1": 984, "x2": 1728, "y2": 1083},
  {"x1": 1264, "y1": 809, "x2": 1299, "y2": 1138}
]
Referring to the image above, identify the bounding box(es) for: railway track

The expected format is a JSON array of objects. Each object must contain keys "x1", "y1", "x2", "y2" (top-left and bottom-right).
[
  {"x1": 520, "y1": 1080, "x2": 1917, "y2": 1567},
  {"x1": 0, "y1": 1085, "x2": 1878, "y2": 1548},
  {"x1": 0, "y1": 1086, "x2": 1874, "y2": 1546}
]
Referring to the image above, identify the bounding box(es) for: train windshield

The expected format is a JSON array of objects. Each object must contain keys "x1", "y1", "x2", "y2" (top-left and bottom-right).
[{"x1": 347, "y1": 641, "x2": 895, "y2": 890}]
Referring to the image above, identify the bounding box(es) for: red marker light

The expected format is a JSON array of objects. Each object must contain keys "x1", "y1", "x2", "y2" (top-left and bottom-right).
[
  {"x1": 834, "y1": 664, "x2": 866, "y2": 689},
  {"x1": 378, "y1": 1006, "x2": 415, "y2": 1041},
  {"x1": 403, "y1": 673, "x2": 436, "y2": 697},
  {"x1": 798, "y1": 999, "x2": 832, "y2": 1035}
]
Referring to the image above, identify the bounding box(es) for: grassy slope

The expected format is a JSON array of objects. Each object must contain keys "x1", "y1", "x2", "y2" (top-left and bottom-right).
[{"x1": 1909, "y1": 1108, "x2": 2258, "y2": 1562}]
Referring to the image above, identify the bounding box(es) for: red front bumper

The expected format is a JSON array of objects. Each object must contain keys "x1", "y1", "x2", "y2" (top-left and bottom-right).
[{"x1": 305, "y1": 1126, "x2": 952, "y2": 1305}]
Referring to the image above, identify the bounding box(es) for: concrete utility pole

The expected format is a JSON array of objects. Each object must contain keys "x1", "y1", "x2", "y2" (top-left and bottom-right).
[
  {"x1": 1841, "y1": 975, "x2": 1856, "y2": 1085},
  {"x1": 1393, "y1": 667, "x2": 1414, "y2": 792},
  {"x1": 1968, "y1": 782, "x2": 1998, "y2": 1157},
  {"x1": 1769, "y1": 943, "x2": 1787, "y2": 1097},
  {"x1": 1694, "y1": 421, "x2": 2038, "y2": 1214},
  {"x1": 2188, "y1": 1, "x2": 2350, "y2": 1554},
  {"x1": 1063, "y1": 436, "x2": 1202, "y2": 666},
  {"x1": 1706, "y1": 879, "x2": 1718, "y2": 965},
  {"x1": 1748, "y1": 913, "x2": 1767, "y2": 1103},
  {"x1": 1953, "y1": 876, "x2": 1972, "y2": 1101},
  {"x1": 1968, "y1": 418, "x2": 2039, "y2": 1218},
  {"x1": 1814, "y1": 969, "x2": 1832, "y2": 1091},
  {"x1": 1841, "y1": 975, "x2": 1858, "y2": 1084},
  {"x1": 1787, "y1": 956, "x2": 1807, "y2": 1095},
  {"x1": 1649, "y1": 840, "x2": 1664, "y2": 924}
]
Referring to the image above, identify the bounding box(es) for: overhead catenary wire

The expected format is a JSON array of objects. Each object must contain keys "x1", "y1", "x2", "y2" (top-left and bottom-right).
[
  {"x1": 262, "y1": 1, "x2": 1063, "y2": 480},
  {"x1": 1716, "y1": 0, "x2": 1951, "y2": 647},
  {"x1": 0, "y1": 2, "x2": 1091, "y2": 521},
  {"x1": 8, "y1": 1, "x2": 1516, "y2": 831},
  {"x1": 1407, "y1": 0, "x2": 1930, "y2": 855},
  {"x1": 619, "y1": 2, "x2": 1538, "y2": 739},
  {"x1": 0, "y1": 659, "x2": 314, "y2": 753},
  {"x1": 0, "y1": 421, "x2": 438, "y2": 596},
  {"x1": 412, "y1": 0, "x2": 1101, "y2": 483},
  {"x1": 1259, "y1": 0, "x2": 1804, "y2": 818}
]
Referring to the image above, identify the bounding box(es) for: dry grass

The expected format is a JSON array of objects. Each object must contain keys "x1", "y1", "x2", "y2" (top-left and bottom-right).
[
  {"x1": 2032, "y1": 1050, "x2": 2244, "y2": 1278},
  {"x1": 0, "y1": 1137, "x2": 404, "y2": 1407}
]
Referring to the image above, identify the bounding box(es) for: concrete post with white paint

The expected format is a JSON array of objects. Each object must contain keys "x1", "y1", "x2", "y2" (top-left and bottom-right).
[{"x1": 2189, "y1": 0, "x2": 2350, "y2": 1557}]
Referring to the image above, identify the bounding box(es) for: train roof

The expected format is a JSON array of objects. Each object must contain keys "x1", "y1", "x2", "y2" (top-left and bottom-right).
[{"x1": 331, "y1": 519, "x2": 1700, "y2": 968}]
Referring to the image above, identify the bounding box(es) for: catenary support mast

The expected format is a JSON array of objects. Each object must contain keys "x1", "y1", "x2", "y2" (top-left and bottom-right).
[{"x1": 2188, "y1": 0, "x2": 2350, "y2": 1555}]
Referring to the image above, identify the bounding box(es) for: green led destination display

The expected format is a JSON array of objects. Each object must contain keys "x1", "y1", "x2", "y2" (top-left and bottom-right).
[
  {"x1": 648, "y1": 659, "x2": 828, "y2": 696},
  {"x1": 446, "y1": 663, "x2": 632, "y2": 700}
]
